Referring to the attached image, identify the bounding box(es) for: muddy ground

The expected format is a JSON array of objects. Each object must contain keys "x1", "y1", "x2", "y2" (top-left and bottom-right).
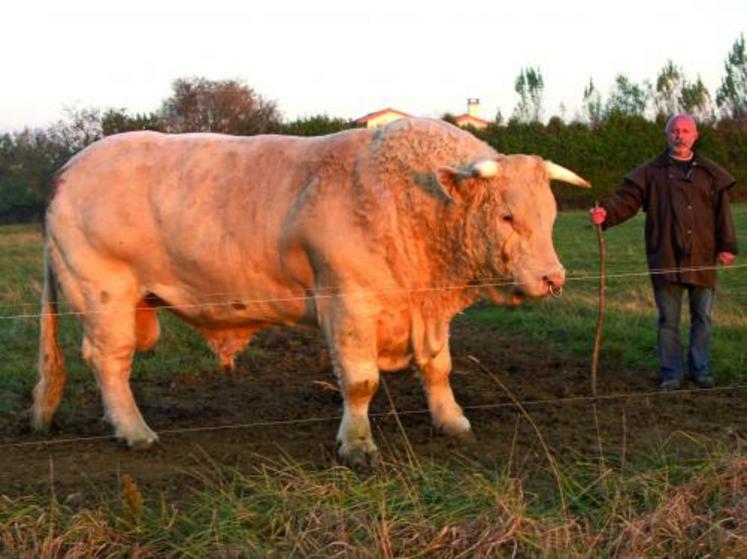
[{"x1": 2, "y1": 319, "x2": 747, "y2": 499}]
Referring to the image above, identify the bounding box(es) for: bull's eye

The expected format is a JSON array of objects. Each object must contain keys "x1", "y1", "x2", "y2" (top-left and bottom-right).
[{"x1": 501, "y1": 214, "x2": 514, "y2": 223}]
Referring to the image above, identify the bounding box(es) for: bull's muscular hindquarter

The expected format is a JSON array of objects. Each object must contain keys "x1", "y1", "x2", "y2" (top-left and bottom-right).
[{"x1": 33, "y1": 118, "x2": 590, "y2": 465}]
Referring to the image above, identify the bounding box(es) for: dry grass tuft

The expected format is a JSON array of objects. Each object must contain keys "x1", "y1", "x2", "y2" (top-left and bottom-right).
[
  {"x1": 120, "y1": 475, "x2": 144, "y2": 527},
  {"x1": 3, "y1": 456, "x2": 747, "y2": 557},
  {"x1": 614, "y1": 458, "x2": 747, "y2": 557}
]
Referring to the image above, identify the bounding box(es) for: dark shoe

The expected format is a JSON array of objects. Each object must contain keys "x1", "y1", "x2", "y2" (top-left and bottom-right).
[
  {"x1": 659, "y1": 378, "x2": 682, "y2": 390},
  {"x1": 692, "y1": 375, "x2": 715, "y2": 388}
]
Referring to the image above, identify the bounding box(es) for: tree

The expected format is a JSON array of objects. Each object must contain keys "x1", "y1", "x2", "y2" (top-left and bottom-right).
[
  {"x1": 494, "y1": 109, "x2": 504, "y2": 126},
  {"x1": 102, "y1": 108, "x2": 164, "y2": 136},
  {"x1": 47, "y1": 107, "x2": 103, "y2": 154},
  {"x1": 0, "y1": 108, "x2": 105, "y2": 221},
  {"x1": 159, "y1": 77, "x2": 281, "y2": 135},
  {"x1": 280, "y1": 115, "x2": 352, "y2": 136},
  {"x1": 716, "y1": 34, "x2": 747, "y2": 120},
  {"x1": 654, "y1": 62, "x2": 714, "y2": 122},
  {"x1": 582, "y1": 78, "x2": 603, "y2": 127},
  {"x1": 654, "y1": 60, "x2": 685, "y2": 117},
  {"x1": 0, "y1": 129, "x2": 67, "y2": 221},
  {"x1": 512, "y1": 67, "x2": 544, "y2": 123},
  {"x1": 680, "y1": 76, "x2": 714, "y2": 123},
  {"x1": 605, "y1": 74, "x2": 651, "y2": 117}
]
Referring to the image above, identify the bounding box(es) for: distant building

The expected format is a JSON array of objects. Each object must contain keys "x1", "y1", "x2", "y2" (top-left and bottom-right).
[
  {"x1": 354, "y1": 108, "x2": 412, "y2": 128},
  {"x1": 454, "y1": 98, "x2": 489, "y2": 129},
  {"x1": 355, "y1": 99, "x2": 490, "y2": 130}
]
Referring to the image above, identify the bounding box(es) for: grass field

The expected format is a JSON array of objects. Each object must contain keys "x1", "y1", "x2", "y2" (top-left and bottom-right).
[{"x1": 1, "y1": 205, "x2": 746, "y2": 556}]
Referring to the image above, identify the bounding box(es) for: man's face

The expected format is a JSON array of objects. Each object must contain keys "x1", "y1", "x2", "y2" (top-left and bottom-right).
[{"x1": 666, "y1": 117, "x2": 699, "y2": 158}]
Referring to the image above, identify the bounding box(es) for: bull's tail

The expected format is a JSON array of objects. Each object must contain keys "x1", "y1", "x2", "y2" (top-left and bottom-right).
[{"x1": 31, "y1": 245, "x2": 66, "y2": 432}]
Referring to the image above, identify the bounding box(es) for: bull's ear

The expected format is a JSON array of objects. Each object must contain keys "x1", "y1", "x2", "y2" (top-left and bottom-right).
[
  {"x1": 434, "y1": 167, "x2": 466, "y2": 201},
  {"x1": 435, "y1": 159, "x2": 500, "y2": 201}
]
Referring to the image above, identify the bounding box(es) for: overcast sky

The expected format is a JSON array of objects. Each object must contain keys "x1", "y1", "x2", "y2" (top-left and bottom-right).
[{"x1": 2, "y1": 0, "x2": 745, "y2": 132}]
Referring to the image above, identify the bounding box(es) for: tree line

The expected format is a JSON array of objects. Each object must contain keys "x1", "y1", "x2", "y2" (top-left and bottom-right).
[{"x1": 1, "y1": 36, "x2": 745, "y2": 221}]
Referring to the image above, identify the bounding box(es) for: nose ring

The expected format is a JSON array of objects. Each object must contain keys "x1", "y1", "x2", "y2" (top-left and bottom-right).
[{"x1": 549, "y1": 284, "x2": 563, "y2": 298}]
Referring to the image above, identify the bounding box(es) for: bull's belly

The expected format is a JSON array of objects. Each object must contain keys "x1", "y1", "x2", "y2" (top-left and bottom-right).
[{"x1": 147, "y1": 281, "x2": 314, "y2": 328}]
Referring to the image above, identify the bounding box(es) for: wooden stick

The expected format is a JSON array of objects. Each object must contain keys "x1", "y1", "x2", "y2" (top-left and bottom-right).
[{"x1": 591, "y1": 202, "x2": 607, "y2": 397}]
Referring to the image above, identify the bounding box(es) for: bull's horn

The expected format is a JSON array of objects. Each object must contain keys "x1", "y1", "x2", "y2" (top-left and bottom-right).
[
  {"x1": 472, "y1": 159, "x2": 499, "y2": 178},
  {"x1": 544, "y1": 161, "x2": 591, "y2": 188}
]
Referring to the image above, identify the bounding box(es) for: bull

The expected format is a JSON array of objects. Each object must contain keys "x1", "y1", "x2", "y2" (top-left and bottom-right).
[{"x1": 33, "y1": 118, "x2": 589, "y2": 468}]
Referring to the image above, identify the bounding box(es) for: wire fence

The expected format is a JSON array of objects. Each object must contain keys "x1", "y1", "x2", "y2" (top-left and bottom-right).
[
  {"x1": 0, "y1": 260, "x2": 744, "y2": 451},
  {"x1": 0, "y1": 262, "x2": 745, "y2": 321},
  {"x1": 2, "y1": 382, "x2": 747, "y2": 451}
]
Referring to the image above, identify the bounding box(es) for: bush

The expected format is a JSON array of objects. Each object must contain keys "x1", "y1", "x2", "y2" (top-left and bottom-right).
[{"x1": 476, "y1": 114, "x2": 746, "y2": 207}]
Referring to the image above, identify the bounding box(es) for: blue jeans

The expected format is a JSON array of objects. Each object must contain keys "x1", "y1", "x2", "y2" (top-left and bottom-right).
[{"x1": 653, "y1": 284, "x2": 715, "y2": 381}]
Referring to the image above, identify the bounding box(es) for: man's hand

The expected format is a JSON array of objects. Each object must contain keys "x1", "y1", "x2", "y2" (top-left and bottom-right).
[
  {"x1": 718, "y1": 252, "x2": 736, "y2": 265},
  {"x1": 589, "y1": 206, "x2": 607, "y2": 226}
]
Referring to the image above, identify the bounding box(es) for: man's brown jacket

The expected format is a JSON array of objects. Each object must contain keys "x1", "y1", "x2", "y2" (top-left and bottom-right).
[{"x1": 601, "y1": 150, "x2": 738, "y2": 288}]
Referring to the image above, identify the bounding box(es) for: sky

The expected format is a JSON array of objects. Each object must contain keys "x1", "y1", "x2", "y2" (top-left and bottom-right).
[{"x1": 1, "y1": 0, "x2": 745, "y2": 132}]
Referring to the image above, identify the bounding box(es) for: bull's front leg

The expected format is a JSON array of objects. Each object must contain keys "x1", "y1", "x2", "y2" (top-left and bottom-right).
[
  {"x1": 420, "y1": 343, "x2": 472, "y2": 438},
  {"x1": 335, "y1": 359, "x2": 380, "y2": 469},
  {"x1": 320, "y1": 304, "x2": 381, "y2": 470}
]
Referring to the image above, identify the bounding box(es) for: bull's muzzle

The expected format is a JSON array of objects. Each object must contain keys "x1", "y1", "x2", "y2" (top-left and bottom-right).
[{"x1": 543, "y1": 269, "x2": 565, "y2": 298}]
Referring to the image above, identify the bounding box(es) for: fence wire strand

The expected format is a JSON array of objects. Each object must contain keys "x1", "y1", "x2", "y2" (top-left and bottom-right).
[
  {"x1": 0, "y1": 262, "x2": 745, "y2": 321},
  {"x1": 3, "y1": 382, "x2": 747, "y2": 450}
]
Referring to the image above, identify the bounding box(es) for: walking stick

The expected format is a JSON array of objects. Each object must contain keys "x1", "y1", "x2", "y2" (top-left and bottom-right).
[{"x1": 591, "y1": 202, "x2": 606, "y2": 397}]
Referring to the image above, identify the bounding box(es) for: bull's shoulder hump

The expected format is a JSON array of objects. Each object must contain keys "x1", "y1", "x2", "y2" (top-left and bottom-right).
[{"x1": 381, "y1": 117, "x2": 469, "y2": 138}]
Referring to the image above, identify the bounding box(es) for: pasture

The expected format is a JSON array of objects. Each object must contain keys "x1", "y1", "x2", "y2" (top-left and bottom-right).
[{"x1": 1, "y1": 205, "x2": 746, "y2": 556}]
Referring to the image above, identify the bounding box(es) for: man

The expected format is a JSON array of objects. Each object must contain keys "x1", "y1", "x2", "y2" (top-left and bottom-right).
[{"x1": 589, "y1": 114, "x2": 738, "y2": 389}]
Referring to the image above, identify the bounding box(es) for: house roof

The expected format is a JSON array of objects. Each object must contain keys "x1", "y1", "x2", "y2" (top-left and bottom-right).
[
  {"x1": 354, "y1": 108, "x2": 412, "y2": 124},
  {"x1": 454, "y1": 114, "x2": 490, "y2": 127}
]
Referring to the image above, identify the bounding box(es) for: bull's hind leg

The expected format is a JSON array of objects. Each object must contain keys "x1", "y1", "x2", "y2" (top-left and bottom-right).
[
  {"x1": 81, "y1": 291, "x2": 158, "y2": 449},
  {"x1": 420, "y1": 343, "x2": 472, "y2": 438}
]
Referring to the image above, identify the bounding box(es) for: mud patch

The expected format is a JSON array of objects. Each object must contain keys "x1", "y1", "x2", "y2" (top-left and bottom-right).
[{"x1": 2, "y1": 321, "x2": 746, "y2": 498}]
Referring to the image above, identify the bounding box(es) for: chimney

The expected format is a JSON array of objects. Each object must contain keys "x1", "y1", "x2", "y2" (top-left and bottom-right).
[{"x1": 467, "y1": 98, "x2": 480, "y2": 117}]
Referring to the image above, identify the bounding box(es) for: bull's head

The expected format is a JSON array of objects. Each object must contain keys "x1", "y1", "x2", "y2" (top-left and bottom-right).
[{"x1": 435, "y1": 155, "x2": 590, "y2": 302}]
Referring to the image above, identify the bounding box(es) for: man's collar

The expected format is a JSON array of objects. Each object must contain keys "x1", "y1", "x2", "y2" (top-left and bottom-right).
[{"x1": 654, "y1": 150, "x2": 700, "y2": 166}]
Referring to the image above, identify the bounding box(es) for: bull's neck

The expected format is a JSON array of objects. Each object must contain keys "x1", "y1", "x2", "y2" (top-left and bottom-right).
[{"x1": 397, "y1": 194, "x2": 487, "y2": 309}]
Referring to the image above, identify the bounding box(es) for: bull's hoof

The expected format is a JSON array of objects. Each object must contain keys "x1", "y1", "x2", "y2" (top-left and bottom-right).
[
  {"x1": 30, "y1": 414, "x2": 52, "y2": 434},
  {"x1": 29, "y1": 403, "x2": 58, "y2": 434},
  {"x1": 439, "y1": 416, "x2": 473, "y2": 439},
  {"x1": 338, "y1": 441, "x2": 380, "y2": 472},
  {"x1": 117, "y1": 428, "x2": 159, "y2": 451},
  {"x1": 451, "y1": 429, "x2": 477, "y2": 444},
  {"x1": 219, "y1": 357, "x2": 236, "y2": 372},
  {"x1": 128, "y1": 435, "x2": 159, "y2": 451}
]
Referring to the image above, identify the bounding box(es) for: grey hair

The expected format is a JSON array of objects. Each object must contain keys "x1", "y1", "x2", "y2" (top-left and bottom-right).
[{"x1": 665, "y1": 113, "x2": 697, "y2": 133}]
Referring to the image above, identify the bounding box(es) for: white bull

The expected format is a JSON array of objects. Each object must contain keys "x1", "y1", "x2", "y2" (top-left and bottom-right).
[{"x1": 33, "y1": 118, "x2": 589, "y2": 468}]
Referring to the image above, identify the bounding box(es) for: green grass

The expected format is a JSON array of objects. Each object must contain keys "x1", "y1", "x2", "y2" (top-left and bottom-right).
[{"x1": 467, "y1": 203, "x2": 747, "y2": 380}]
